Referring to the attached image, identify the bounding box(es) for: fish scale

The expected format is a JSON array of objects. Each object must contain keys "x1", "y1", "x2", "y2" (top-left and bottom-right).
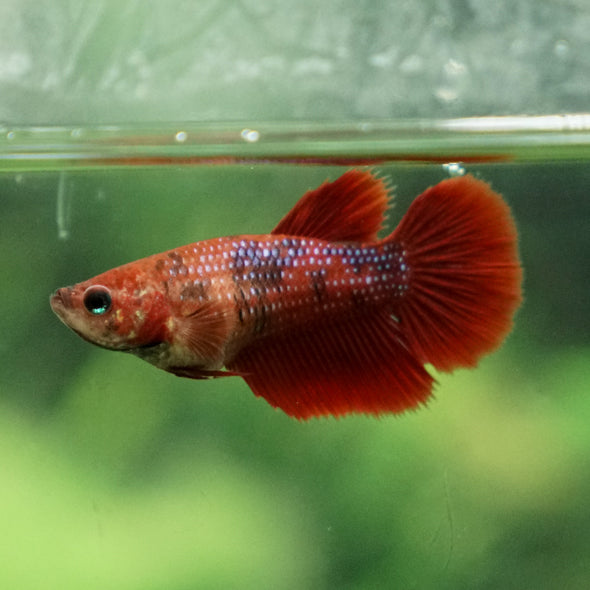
[{"x1": 151, "y1": 236, "x2": 410, "y2": 346}]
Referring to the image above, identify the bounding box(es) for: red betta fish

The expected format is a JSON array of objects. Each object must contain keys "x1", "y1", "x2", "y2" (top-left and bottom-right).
[{"x1": 50, "y1": 170, "x2": 522, "y2": 419}]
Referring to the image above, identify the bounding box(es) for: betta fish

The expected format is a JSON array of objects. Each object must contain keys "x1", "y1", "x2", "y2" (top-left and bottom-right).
[{"x1": 50, "y1": 170, "x2": 522, "y2": 419}]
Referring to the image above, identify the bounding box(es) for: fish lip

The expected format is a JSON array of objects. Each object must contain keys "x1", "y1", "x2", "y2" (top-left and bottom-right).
[{"x1": 50, "y1": 287, "x2": 72, "y2": 314}]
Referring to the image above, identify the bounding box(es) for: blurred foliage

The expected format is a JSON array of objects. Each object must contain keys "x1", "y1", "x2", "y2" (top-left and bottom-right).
[
  {"x1": 2, "y1": 0, "x2": 590, "y2": 123},
  {"x1": 1, "y1": 162, "x2": 589, "y2": 589}
]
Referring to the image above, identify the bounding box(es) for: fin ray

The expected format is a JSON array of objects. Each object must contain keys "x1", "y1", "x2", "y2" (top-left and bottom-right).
[
  {"x1": 272, "y1": 170, "x2": 390, "y2": 242},
  {"x1": 228, "y1": 312, "x2": 434, "y2": 419},
  {"x1": 390, "y1": 175, "x2": 522, "y2": 371},
  {"x1": 175, "y1": 300, "x2": 234, "y2": 367}
]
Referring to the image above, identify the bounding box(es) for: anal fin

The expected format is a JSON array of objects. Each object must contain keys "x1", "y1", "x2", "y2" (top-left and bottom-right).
[{"x1": 227, "y1": 312, "x2": 434, "y2": 419}]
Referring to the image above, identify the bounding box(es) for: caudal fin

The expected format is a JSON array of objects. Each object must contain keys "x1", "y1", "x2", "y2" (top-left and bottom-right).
[{"x1": 391, "y1": 174, "x2": 522, "y2": 372}]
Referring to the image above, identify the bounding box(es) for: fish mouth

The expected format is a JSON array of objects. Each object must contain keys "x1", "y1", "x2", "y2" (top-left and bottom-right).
[{"x1": 50, "y1": 287, "x2": 72, "y2": 319}]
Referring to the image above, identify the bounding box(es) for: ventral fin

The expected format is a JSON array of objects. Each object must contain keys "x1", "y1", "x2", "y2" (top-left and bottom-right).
[
  {"x1": 272, "y1": 169, "x2": 390, "y2": 242},
  {"x1": 168, "y1": 367, "x2": 240, "y2": 380},
  {"x1": 227, "y1": 312, "x2": 434, "y2": 419}
]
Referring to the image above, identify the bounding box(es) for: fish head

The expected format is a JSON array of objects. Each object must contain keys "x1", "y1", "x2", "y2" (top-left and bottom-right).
[
  {"x1": 50, "y1": 266, "x2": 170, "y2": 353},
  {"x1": 50, "y1": 259, "x2": 235, "y2": 375}
]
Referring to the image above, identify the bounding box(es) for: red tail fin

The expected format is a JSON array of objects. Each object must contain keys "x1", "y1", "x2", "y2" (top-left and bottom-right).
[{"x1": 391, "y1": 175, "x2": 522, "y2": 372}]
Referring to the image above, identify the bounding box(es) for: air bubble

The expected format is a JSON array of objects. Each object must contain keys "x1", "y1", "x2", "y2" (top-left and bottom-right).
[
  {"x1": 175, "y1": 131, "x2": 188, "y2": 142},
  {"x1": 443, "y1": 162, "x2": 466, "y2": 177},
  {"x1": 241, "y1": 128, "x2": 260, "y2": 142}
]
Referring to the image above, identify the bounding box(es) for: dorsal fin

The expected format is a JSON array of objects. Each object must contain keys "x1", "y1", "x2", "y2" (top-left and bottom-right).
[{"x1": 272, "y1": 170, "x2": 390, "y2": 242}]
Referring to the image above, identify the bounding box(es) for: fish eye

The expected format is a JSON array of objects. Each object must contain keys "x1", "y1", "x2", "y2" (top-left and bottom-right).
[{"x1": 83, "y1": 286, "x2": 112, "y2": 315}]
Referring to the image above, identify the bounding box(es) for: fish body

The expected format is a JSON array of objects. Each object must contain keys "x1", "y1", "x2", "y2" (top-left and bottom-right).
[{"x1": 51, "y1": 170, "x2": 522, "y2": 418}]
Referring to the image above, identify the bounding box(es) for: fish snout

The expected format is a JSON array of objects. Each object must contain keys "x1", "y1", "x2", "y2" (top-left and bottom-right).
[{"x1": 50, "y1": 287, "x2": 73, "y2": 313}]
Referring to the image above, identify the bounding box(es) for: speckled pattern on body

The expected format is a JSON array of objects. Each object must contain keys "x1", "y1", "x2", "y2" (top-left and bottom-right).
[{"x1": 153, "y1": 236, "x2": 409, "y2": 339}]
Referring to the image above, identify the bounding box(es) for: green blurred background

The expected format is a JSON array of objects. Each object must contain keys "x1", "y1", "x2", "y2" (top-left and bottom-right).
[
  {"x1": 2, "y1": 162, "x2": 590, "y2": 589},
  {"x1": 1, "y1": 1, "x2": 590, "y2": 589}
]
